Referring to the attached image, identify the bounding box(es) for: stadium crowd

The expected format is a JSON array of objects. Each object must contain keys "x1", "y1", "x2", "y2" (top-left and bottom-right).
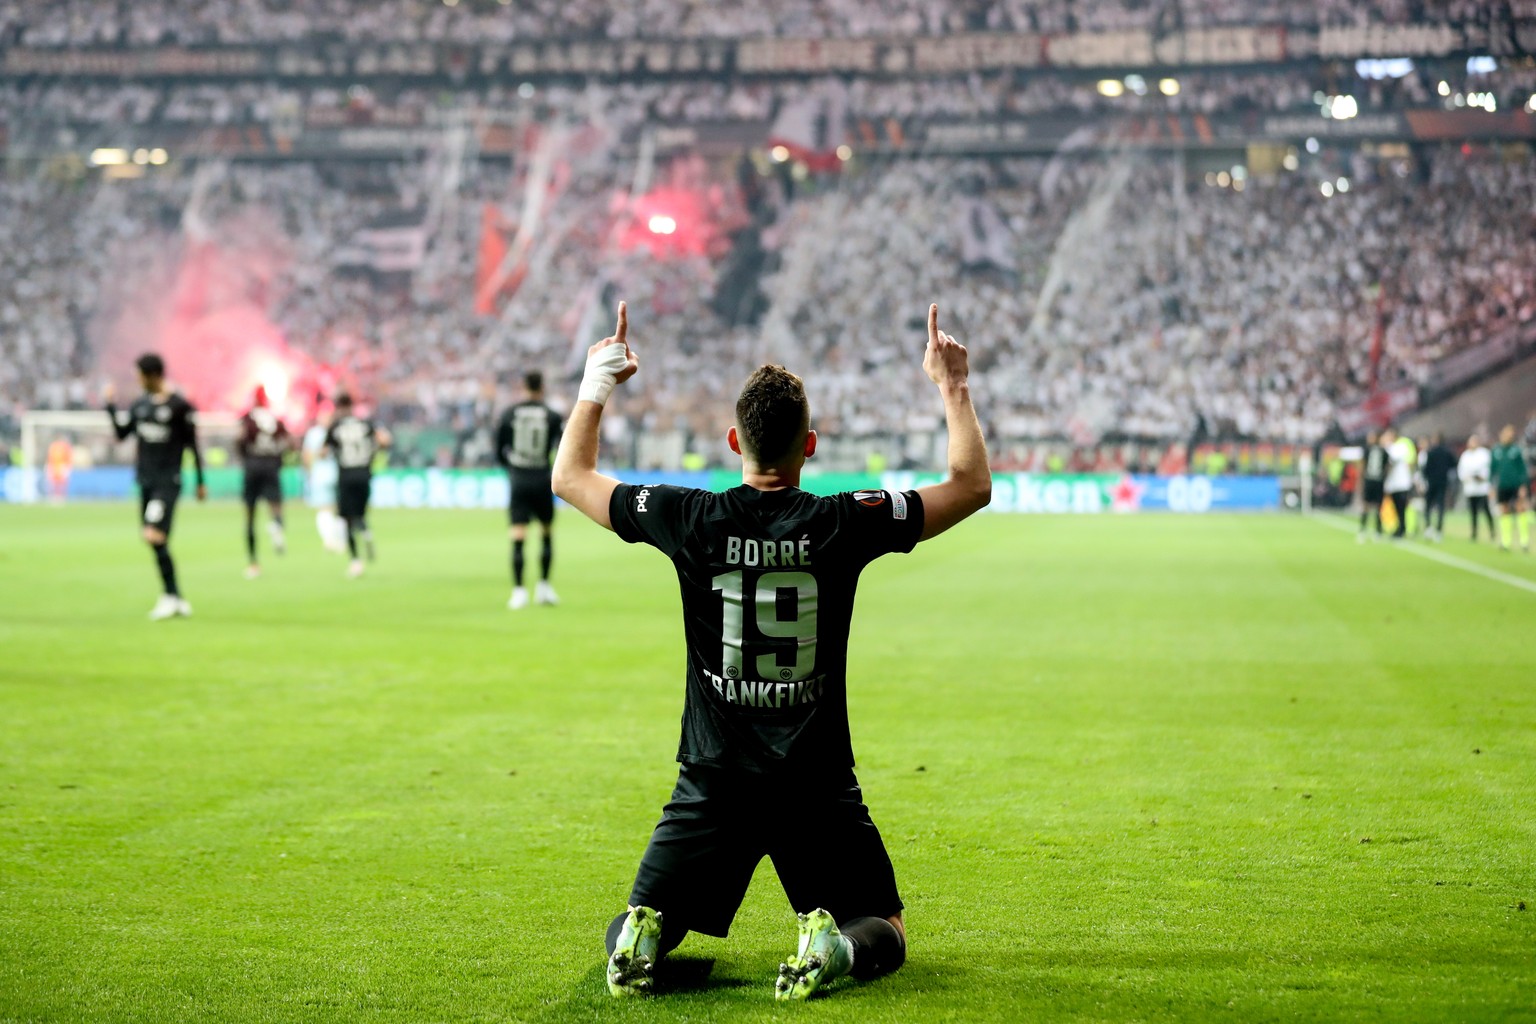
[
  {"x1": 2, "y1": 0, "x2": 1532, "y2": 47},
  {"x1": 5, "y1": 62, "x2": 1534, "y2": 134},
  {"x1": 755, "y1": 154, "x2": 1536, "y2": 443},
  {"x1": 3, "y1": 1, "x2": 1534, "y2": 458},
  {"x1": 5, "y1": 138, "x2": 1534, "y2": 454}
]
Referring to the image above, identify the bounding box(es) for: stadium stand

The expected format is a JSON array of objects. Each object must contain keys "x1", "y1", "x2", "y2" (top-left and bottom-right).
[
  {"x1": 4, "y1": 0, "x2": 1536, "y2": 45},
  {"x1": 6, "y1": 148, "x2": 1532, "y2": 452},
  {"x1": 9, "y1": 64, "x2": 1535, "y2": 129},
  {"x1": 3, "y1": 0, "x2": 1535, "y2": 471}
]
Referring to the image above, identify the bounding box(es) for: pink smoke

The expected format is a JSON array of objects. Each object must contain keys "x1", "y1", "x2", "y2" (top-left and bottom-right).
[{"x1": 96, "y1": 209, "x2": 319, "y2": 424}]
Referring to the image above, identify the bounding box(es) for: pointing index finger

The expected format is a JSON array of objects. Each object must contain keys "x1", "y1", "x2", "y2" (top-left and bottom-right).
[
  {"x1": 616, "y1": 301, "x2": 628, "y2": 350},
  {"x1": 928, "y1": 303, "x2": 939, "y2": 347}
]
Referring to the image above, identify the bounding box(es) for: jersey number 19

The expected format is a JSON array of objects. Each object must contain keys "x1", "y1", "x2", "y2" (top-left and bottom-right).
[{"x1": 711, "y1": 571, "x2": 818, "y2": 682}]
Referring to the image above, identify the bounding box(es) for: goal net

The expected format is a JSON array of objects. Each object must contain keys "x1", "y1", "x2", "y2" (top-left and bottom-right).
[{"x1": 15, "y1": 408, "x2": 244, "y2": 503}]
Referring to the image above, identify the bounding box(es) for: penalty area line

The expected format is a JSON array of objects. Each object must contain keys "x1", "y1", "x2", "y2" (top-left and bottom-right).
[{"x1": 1309, "y1": 512, "x2": 1536, "y2": 597}]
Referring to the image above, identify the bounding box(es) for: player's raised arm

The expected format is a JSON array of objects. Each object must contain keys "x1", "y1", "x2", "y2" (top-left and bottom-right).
[
  {"x1": 103, "y1": 383, "x2": 134, "y2": 441},
  {"x1": 915, "y1": 303, "x2": 991, "y2": 542},
  {"x1": 552, "y1": 301, "x2": 639, "y2": 531}
]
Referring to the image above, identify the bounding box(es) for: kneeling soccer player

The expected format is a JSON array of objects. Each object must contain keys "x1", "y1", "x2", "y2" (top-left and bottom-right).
[{"x1": 552, "y1": 302, "x2": 991, "y2": 1000}]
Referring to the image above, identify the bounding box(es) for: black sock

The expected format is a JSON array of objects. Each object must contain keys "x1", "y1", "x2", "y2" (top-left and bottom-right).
[
  {"x1": 1358, "y1": 510, "x2": 1367, "y2": 530},
  {"x1": 346, "y1": 520, "x2": 358, "y2": 558},
  {"x1": 512, "y1": 539, "x2": 526, "y2": 586},
  {"x1": 245, "y1": 514, "x2": 257, "y2": 562},
  {"x1": 152, "y1": 542, "x2": 179, "y2": 597},
  {"x1": 604, "y1": 911, "x2": 688, "y2": 958},
  {"x1": 539, "y1": 534, "x2": 553, "y2": 581},
  {"x1": 840, "y1": 917, "x2": 906, "y2": 980}
]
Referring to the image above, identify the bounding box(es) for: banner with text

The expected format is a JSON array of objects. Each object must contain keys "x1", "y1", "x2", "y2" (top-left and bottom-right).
[
  {"x1": 881, "y1": 472, "x2": 1281, "y2": 513},
  {"x1": 2, "y1": 467, "x2": 1280, "y2": 512},
  {"x1": 4, "y1": 20, "x2": 1532, "y2": 81},
  {"x1": 14, "y1": 106, "x2": 1535, "y2": 163}
]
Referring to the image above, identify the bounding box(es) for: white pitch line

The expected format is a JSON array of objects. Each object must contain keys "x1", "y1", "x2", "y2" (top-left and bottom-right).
[{"x1": 1310, "y1": 513, "x2": 1536, "y2": 596}]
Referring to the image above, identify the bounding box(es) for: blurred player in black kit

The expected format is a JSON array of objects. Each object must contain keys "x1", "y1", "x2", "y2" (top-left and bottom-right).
[
  {"x1": 324, "y1": 393, "x2": 392, "y2": 578},
  {"x1": 495, "y1": 371, "x2": 563, "y2": 609},
  {"x1": 104, "y1": 353, "x2": 206, "y2": 620},
  {"x1": 1356, "y1": 429, "x2": 1386, "y2": 542},
  {"x1": 238, "y1": 385, "x2": 293, "y2": 578},
  {"x1": 554, "y1": 302, "x2": 992, "y2": 1001},
  {"x1": 1419, "y1": 433, "x2": 1456, "y2": 543}
]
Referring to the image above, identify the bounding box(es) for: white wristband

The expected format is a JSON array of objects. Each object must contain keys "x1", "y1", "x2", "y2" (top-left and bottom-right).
[{"x1": 578, "y1": 342, "x2": 631, "y2": 406}]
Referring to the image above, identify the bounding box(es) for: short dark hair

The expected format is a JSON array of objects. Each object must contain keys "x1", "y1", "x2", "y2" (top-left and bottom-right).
[
  {"x1": 334, "y1": 391, "x2": 354, "y2": 409},
  {"x1": 524, "y1": 371, "x2": 544, "y2": 394},
  {"x1": 735, "y1": 365, "x2": 809, "y2": 466},
  {"x1": 136, "y1": 353, "x2": 165, "y2": 378}
]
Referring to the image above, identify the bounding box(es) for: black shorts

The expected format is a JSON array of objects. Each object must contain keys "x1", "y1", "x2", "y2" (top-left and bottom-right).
[
  {"x1": 1362, "y1": 480, "x2": 1385, "y2": 504},
  {"x1": 509, "y1": 477, "x2": 555, "y2": 526},
  {"x1": 337, "y1": 476, "x2": 372, "y2": 519},
  {"x1": 243, "y1": 466, "x2": 283, "y2": 505},
  {"x1": 1495, "y1": 485, "x2": 1524, "y2": 506},
  {"x1": 627, "y1": 762, "x2": 902, "y2": 938},
  {"x1": 139, "y1": 482, "x2": 180, "y2": 535}
]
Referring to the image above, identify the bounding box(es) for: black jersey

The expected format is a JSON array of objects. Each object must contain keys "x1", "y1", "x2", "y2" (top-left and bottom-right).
[
  {"x1": 610, "y1": 483, "x2": 925, "y2": 775},
  {"x1": 1362, "y1": 443, "x2": 1388, "y2": 483},
  {"x1": 326, "y1": 414, "x2": 380, "y2": 479},
  {"x1": 238, "y1": 407, "x2": 290, "y2": 473},
  {"x1": 495, "y1": 400, "x2": 563, "y2": 477},
  {"x1": 1422, "y1": 444, "x2": 1456, "y2": 490},
  {"x1": 108, "y1": 392, "x2": 203, "y2": 487}
]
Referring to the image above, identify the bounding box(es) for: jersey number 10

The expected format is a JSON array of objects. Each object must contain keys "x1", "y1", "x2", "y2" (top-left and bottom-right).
[
  {"x1": 711, "y1": 571, "x2": 818, "y2": 683},
  {"x1": 511, "y1": 408, "x2": 549, "y2": 466}
]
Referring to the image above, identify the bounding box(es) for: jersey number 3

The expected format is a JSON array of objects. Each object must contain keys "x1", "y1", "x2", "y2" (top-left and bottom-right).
[{"x1": 711, "y1": 571, "x2": 818, "y2": 683}]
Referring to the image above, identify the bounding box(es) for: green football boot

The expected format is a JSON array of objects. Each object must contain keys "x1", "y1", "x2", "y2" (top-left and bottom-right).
[
  {"x1": 774, "y1": 908, "x2": 853, "y2": 1001},
  {"x1": 607, "y1": 906, "x2": 663, "y2": 997}
]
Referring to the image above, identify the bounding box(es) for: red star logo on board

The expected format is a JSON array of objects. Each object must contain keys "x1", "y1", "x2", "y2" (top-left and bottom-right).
[{"x1": 1109, "y1": 475, "x2": 1145, "y2": 512}]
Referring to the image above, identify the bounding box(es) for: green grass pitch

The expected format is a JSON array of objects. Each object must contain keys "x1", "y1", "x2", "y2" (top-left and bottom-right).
[{"x1": 2, "y1": 502, "x2": 1534, "y2": 1023}]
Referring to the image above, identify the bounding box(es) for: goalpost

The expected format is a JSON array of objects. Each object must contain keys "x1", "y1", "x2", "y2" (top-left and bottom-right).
[{"x1": 16, "y1": 409, "x2": 244, "y2": 504}]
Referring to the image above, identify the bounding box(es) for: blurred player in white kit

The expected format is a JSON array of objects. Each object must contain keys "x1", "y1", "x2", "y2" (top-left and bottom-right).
[{"x1": 303, "y1": 408, "x2": 346, "y2": 553}]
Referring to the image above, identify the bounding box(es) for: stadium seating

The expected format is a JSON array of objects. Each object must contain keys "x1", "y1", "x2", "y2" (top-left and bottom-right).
[
  {"x1": 5, "y1": 0, "x2": 1535, "y2": 45},
  {"x1": 3, "y1": 0, "x2": 1535, "y2": 466},
  {"x1": 6, "y1": 146, "x2": 1532, "y2": 456}
]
